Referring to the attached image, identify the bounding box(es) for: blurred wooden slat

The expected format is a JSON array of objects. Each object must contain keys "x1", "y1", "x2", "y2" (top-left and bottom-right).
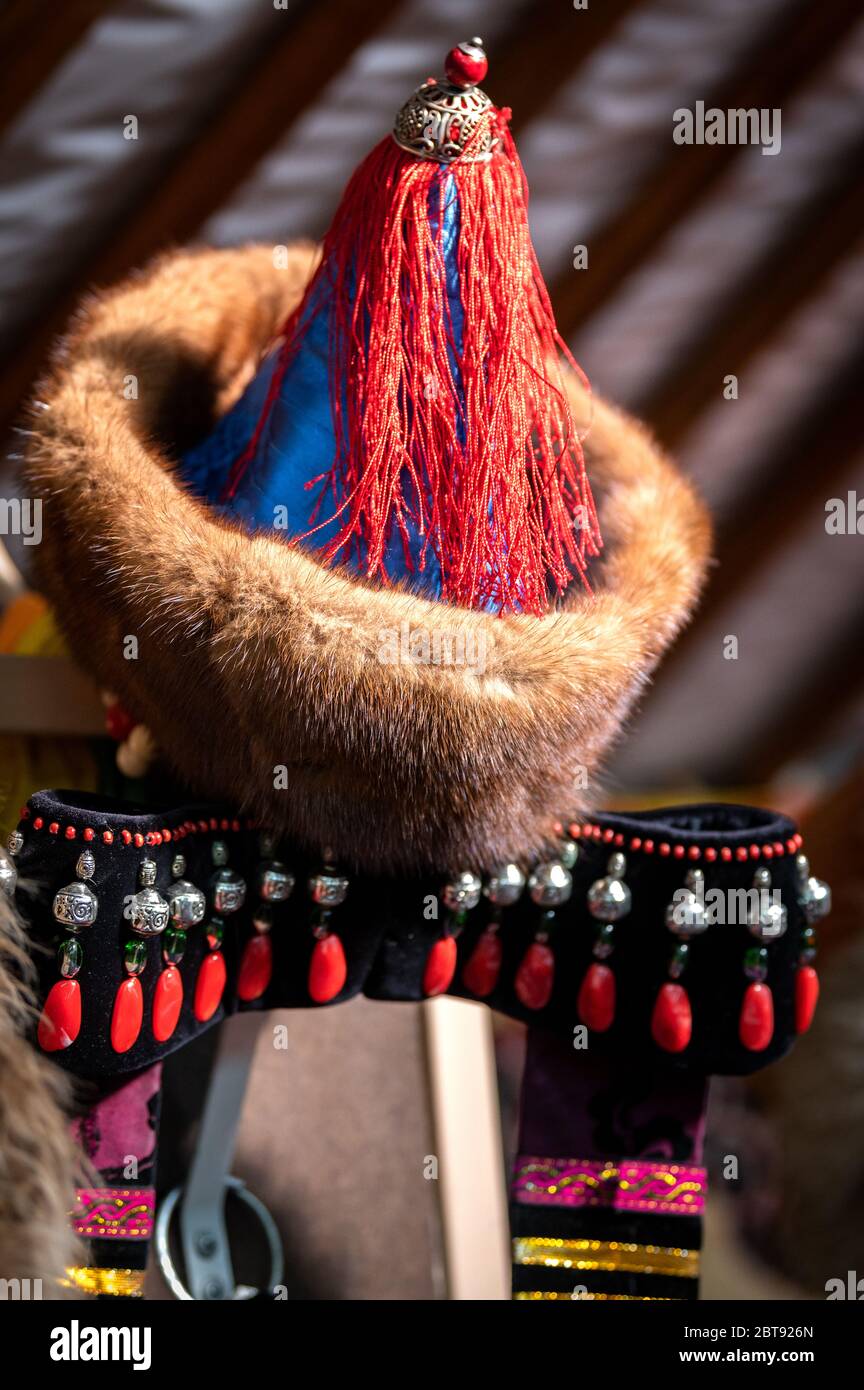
[
  {"x1": 0, "y1": 0, "x2": 115, "y2": 138},
  {"x1": 551, "y1": 0, "x2": 861, "y2": 339},
  {"x1": 639, "y1": 172, "x2": 864, "y2": 445},
  {"x1": 682, "y1": 341, "x2": 864, "y2": 633},
  {"x1": 741, "y1": 610, "x2": 864, "y2": 784},
  {"x1": 0, "y1": 0, "x2": 401, "y2": 436},
  {"x1": 489, "y1": 0, "x2": 641, "y2": 133},
  {"x1": 638, "y1": 336, "x2": 864, "y2": 722}
]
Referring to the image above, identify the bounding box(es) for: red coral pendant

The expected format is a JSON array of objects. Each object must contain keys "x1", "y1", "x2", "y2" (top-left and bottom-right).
[
  {"x1": 577, "y1": 962, "x2": 616, "y2": 1033},
  {"x1": 238, "y1": 935, "x2": 273, "y2": 1002},
  {"x1": 111, "y1": 976, "x2": 144, "y2": 1054},
  {"x1": 794, "y1": 965, "x2": 819, "y2": 1034},
  {"x1": 739, "y1": 980, "x2": 774, "y2": 1051},
  {"x1": 37, "y1": 979, "x2": 82, "y2": 1052},
  {"x1": 423, "y1": 935, "x2": 457, "y2": 997},
  {"x1": 651, "y1": 982, "x2": 692, "y2": 1053},
  {"x1": 194, "y1": 950, "x2": 227, "y2": 1022},
  {"x1": 514, "y1": 941, "x2": 555, "y2": 1011},
  {"x1": 462, "y1": 928, "x2": 502, "y2": 998},
  {"x1": 152, "y1": 966, "x2": 183, "y2": 1042},
  {"x1": 308, "y1": 931, "x2": 347, "y2": 1004}
]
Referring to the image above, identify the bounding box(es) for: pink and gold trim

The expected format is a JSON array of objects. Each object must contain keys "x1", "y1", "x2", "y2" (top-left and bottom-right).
[
  {"x1": 512, "y1": 1157, "x2": 706, "y2": 1215},
  {"x1": 72, "y1": 1186, "x2": 155, "y2": 1241}
]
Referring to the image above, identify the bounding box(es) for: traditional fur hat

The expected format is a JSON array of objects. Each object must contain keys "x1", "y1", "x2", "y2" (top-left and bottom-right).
[
  {"x1": 21, "y1": 39, "x2": 711, "y2": 875},
  {"x1": 21, "y1": 236, "x2": 710, "y2": 874}
]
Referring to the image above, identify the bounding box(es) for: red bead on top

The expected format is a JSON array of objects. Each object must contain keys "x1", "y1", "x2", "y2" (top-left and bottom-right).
[{"x1": 444, "y1": 38, "x2": 488, "y2": 89}]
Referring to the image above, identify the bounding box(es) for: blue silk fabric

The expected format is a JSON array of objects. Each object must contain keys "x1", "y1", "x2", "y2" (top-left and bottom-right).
[{"x1": 180, "y1": 174, "x2": 467, "y2": 602}]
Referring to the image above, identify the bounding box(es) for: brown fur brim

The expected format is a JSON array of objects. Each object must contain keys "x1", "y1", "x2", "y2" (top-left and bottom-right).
[{"x1": 22, "y1": 245, "x2": 712, "y2": 874}]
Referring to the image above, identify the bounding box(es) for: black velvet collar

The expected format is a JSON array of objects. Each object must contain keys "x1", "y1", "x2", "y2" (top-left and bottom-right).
[{"x1": 13, "y1": 791, "x2": 807, "y2": 1081}]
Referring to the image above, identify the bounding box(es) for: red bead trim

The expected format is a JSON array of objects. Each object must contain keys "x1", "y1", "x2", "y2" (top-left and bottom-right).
[
  {"x1": 568, "y1": 823, "x2": 802, "y2": 862},
  {"x1": 18, "y1": 809, "x2": 258, "y2": 847}
]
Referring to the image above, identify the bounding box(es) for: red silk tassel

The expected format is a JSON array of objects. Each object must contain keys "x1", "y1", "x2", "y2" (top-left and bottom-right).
[{"x1": 224, "y1": 113, "x2": 601, "y2": 615}]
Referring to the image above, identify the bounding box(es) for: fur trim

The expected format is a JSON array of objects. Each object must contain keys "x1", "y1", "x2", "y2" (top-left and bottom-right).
[
  {"x1": 0, "y1": 887, "x2": 82, "y2": 1295},
  {"x1": 22, "y1": 245, "x2": 712, "y2": 874}
]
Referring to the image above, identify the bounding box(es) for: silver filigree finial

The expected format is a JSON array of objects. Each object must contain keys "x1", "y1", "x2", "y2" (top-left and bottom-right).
[{"x1": 393, "y1": 39, "x2": 499, "y2": 164}]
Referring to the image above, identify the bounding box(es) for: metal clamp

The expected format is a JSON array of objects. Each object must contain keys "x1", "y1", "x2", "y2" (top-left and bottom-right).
[{"x1": 155, "y1": 1175, "x2": 283, "y2": 1300}]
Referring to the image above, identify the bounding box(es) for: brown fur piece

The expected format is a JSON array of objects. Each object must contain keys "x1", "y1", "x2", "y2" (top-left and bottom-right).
[
  {"x1": 22, "y1": 245, "x2": 712, "y2": 874},
  {"x1": 0, "y1": 888, "x2": 82, "y2": 1295}
]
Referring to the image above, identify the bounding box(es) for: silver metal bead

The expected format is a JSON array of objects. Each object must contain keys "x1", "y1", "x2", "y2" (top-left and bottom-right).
[
  {"x1": 258, "y1": 862, "x2": 295, "y2": 903},
  {"x1": 211, "y1": 867, "x2": 247, "y2": 915},
  {"x1": 171, "y1": 854, "x2": 187, "y2": 879},
  {"x1": 665, "y1": 890, "x2": 708, "y2": 938},
  {"x1": 748, "y1": 899, "x2": 788, "y2": 941},
  {"x1": 211, "y1": 840, "x2": 229, "y2": 867},
  {"x1": 799, "y1": 875, "x2": 831, "y2": 924},
  {"x1": 795, "y1": 853, "x2": 810, "y2": 882},
  {"x1": 607, "y1": 852, "x2": 627, "y2": 879},
  {"x1": 53, "y1": 879, "x2": 98, "y2": 930},
  {"x1": 75, "y1": 849, "x2": 96, "y2": 881},
  {"x1": 587, "y1": 875, "x2": 631, "y2": 922},
  {"x1": 442, "y1": 871, "x2": 482, "y2": 913},
  {"x1": 684, "y1": 868, "x2": 704, "y2": 891},
  {"x1": 484, "y1": 863, "x2": 526, "y2": 908},
  {"x1": 7, "y1": 831, "x2": 23, "y2": 856},
  {"x1": 528, "y1": 861, "x2": 573, "y2": 908},
  {"x1": 308, "y1": 870, "x2": 349, "y2": 908},
  {"x1": 129, "y1": 861, "x2": 169, "y2": 936},
  {"x1": 0, "y1": 848, "x2": 18, "y2": 897},
  {"x1": 558, "y1": 839, "x2": 580, "y2": 870},
  {"x1": 167, "y1": 878, "x2": 206, "y2": 929},
  {"x1": 752, "y1": 866, "x2": 772, "y2": 890},
  {"x1": 139, "y1": 857, "x2": 157, "y2": 887}
]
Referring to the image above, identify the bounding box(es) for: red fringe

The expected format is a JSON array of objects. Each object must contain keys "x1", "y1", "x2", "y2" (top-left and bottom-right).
[{"x1": 224, "y1": 115, "x2": 602, "y2": 616}]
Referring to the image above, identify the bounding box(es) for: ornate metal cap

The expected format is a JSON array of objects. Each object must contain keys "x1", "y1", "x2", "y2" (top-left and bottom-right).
[{"x1": 393, "y1": 38, "x2": 500, "y2": 164}]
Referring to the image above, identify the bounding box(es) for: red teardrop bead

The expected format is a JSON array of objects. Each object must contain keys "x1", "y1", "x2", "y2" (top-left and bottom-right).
[
  {"x1": 308, "y1": 932, "x2": 347, "y2": 1004},
  {"x1": 37, "y1": 979, "x2": 82, "y2": 1052},
  {"x1": 577, "y1": 962, "x2": 616, "y2": 1032},
  {"x1": 423, "y1": 935, "x2": 457, "y2": 997},
  {"x1": 651, "y1": 982, "x2": 692, "y2": 1053},
  {"x1": 111, "y1": 976, "x2": 144, "y2": 1053},
  {"x1": 514, "y1": 941, "x2": 555, "y2": 1011},
  {"x1": 237, "y1": 935, "x2": 273, "y2": 1002},
  {"x1": 462, "y1": 928, "x2": 502, "y2": 998},
  {"x1": 194, "y1": 950, "x2": 227, "y2": 1022},
  {"x1": 739, "y1": 980, "x2": 774, "y2": 1051},
  {"x1": 795, "y1": 965, "x2": 819, "y2": 1034},
  {"x1": 152, "y1": 965, "x2": 183, "y2": 1042}
]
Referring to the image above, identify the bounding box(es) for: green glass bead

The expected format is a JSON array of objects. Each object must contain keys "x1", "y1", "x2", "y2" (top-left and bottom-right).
[
  {"x1": 58, "y1": 936, "x2": 83, "y2": 979},
  {"x1": 668, "y1": 941, "x2": 690, "y2": 979},
  {"x1": 593, "y1": 922, "x2": 615, "y2": 960},
  {"x1": 163, "y1": 926, "x2": 188, "y2": 964},
  {"x1": 124, "y1": 938, "x2": 148, "y2": 976},
  {"x1": 206, "y1": 918, "x2": 224, "y2": 950},
  {"x1": 744, "y1": 945, "x2": 768, "y2": 982}
]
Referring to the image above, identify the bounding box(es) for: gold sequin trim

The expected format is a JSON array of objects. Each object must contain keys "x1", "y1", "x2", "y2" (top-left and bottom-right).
[
  {"x1": 514, "y1": 1290, "x2": 679, "y2": 1301},
  {"x1": 62, "y1": 1266, "x2": 146, "y2": 1297},
  {"x1": 512, "y1": 1236, "x2": 699, "y2": 1279}
]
